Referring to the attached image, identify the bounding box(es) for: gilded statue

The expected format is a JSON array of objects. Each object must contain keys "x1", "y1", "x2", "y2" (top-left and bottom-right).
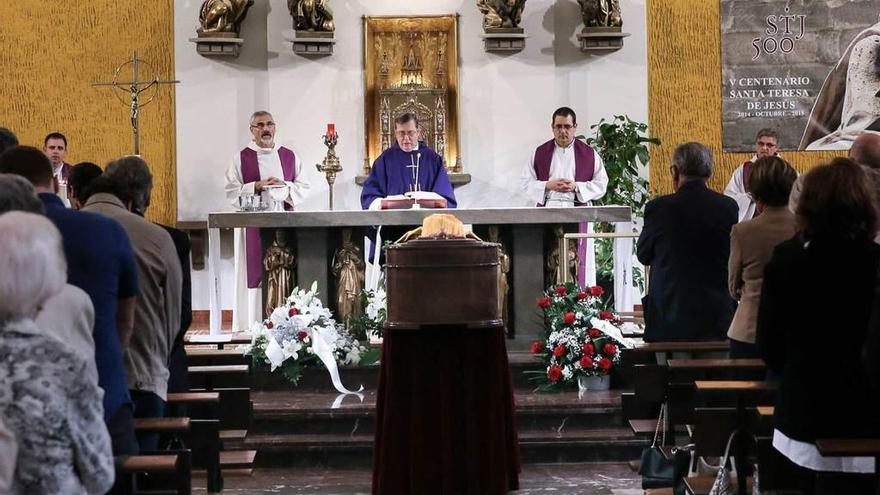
[
  {"x1": 289, "y1": 0, "x2": 335, "y2": 32},
  {"x1": 331, "y1": 229, "x2": 364, "y2": 329},
  {"x1": 264, "y1": 230, "x2": 296, "y2": 317},
  {"x1": 545, "y1": 225, "x2": 578, "y2": 287},
  {"x1": 477, "y1": 0, "x2": 526, "y2": 30},
  {"x1": 487, "y1": 226, "x2": 510, "y2": 333},
  {"x1": 198, "y1": 0, "x2": 254, "y2": 36},
  {"x1": 578, "y1": 0, "x2": 622, "y2": 28}
]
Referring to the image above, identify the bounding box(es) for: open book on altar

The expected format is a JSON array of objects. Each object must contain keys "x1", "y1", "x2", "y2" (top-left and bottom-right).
[{"x1": 368, "y1": 191, "x2": 448, "y2": 210}]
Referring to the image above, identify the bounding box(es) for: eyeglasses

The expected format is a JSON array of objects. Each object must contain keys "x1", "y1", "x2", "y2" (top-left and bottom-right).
[
  {"x1": 396, "y1": 130, "x2": 418, "y2": 139},
  {"x1": 554, "y1": 124, "x2": 575, "y2": 131},
  {"x1": 251, "y1": 122, "x2": 276, "y2": 129}
]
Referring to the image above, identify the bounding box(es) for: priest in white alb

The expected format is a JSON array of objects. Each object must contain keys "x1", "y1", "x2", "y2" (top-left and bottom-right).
[
  {"x1": 225, "y1": 111, "x2": 310, "y2": 331},
  {"x1": 724, "y1": 128, "x2": 779, "y2": 222}
]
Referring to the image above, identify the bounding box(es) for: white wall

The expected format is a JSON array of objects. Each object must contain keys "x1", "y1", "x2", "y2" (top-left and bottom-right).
[{"x1": 176, "y1": 0, "x2": 648, "y2": 309}]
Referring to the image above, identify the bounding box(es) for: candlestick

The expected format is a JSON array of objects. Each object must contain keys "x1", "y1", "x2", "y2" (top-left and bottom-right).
[
  {"x1": 327, "y1": 123, "x2": 335, "y2": 137},
  {"x1": 315, "y1": 129, "x2": 343, "y2": 210}
]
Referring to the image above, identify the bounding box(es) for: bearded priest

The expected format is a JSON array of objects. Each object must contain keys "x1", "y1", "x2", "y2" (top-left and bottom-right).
[{"x1": 224, "y1": 110, "x2": 310, "y2": 331}]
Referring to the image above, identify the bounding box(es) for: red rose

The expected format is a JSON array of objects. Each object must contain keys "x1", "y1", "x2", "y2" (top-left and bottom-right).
[
  {"x1": 579, "y1": 355, "x2": 593, "y2": 369},
  {"x1": 265, "y1": 321, "x2": 274, "y2": 329},
  {"x1": 599, "y1": 310, "x2": 614, "y2": 320},
  {"x1": 289, "y1": 307, "x2": 299, "y2": 316},
  {"x1": 548, "y1": 365, "x2": 563, "y2": 383},
  {"x1": 582, "y1": 343, "x2": 595, "y2": 356},
  {"x1": 563, "y1": 312, "x2": 576, "y2": 325},
  {"x1": 603, "y1": 343, "x2": 618, "y2": 356},
  {"x1": 589, "y1": 286, "x2": 604, "y2": 297},
  {"x1": 555, "y1": 286, "x2": 568, "y2": 296},
  {"x1": 588, "y1": 328, "x2": 601, "y2": 338},
  {"x1": 530, "y1": 341, "x2": 543, "y2": 354},
  {"x1": 552, "y1": 344, "x2": 567, "y2": 358},
  {"x1": 298, "y1": 331, "x2": 308, "y2": 341},
  {"x1": 577, "y1": 291, "x2": 589, "y2": 301},
  {"x1": 598, "y1": 357, "x2": 613, "y2": 370},
  {"x1": 537, "y1": 297, "x2": 551, "y2": 309}
]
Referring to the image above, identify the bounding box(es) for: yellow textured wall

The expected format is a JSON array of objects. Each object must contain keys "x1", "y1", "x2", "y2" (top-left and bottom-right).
[
  {"x1": 646, "y1": 0, "x2": 843, "y2": 196},
  {"x1": 0, "y1": 1, "x2": 176, "y2": 225}
]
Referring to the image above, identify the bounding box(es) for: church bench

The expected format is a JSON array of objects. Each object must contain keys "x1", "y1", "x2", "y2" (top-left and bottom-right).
[
  {"x1": 187, "y1": 364, "x2": 250, "y2": 390},
  {"x1": 684, "y1": 474, "x2": 753, "y2": 495},
  {"x1": 627, "y1": 341, "x2": 730, "y2": 354},
  {"x1": 628, "y1": 418, "x2": 657, "y2": 436},
  {"x1": 114, "y1": 452, "x2": 192, "y2": 495},
  {"x1": 644, "y1": 489, "x2": 674, "y2": 495},
  {"x1": 219, "y1": 449, "x2": 257, "y2": 470},
  {"x1": 134, "y1": 417, "x2": 191, "y2": 433},
  {"x1": 185, "y1": 332, "x2": 252, "y2": 349},
  {"x1": 167, "y1": 391, "x2": 220, "y2": 404},
  {"x1": 185, "y1": 347, "x2": 248, "y2": 366},
  {"x1": 813, "y1": 439, "x2": 880, "y2": 494}
]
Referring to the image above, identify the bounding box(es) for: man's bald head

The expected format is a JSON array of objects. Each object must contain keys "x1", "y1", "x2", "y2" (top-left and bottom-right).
[{"x1": 849, "y1": 132, "x2": 880, "y2": 169}]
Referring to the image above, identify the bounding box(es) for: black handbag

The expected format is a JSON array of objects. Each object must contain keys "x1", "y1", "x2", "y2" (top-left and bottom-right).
[{"x1": 639, "y1": 403, "x2": 690, "y2": 494}]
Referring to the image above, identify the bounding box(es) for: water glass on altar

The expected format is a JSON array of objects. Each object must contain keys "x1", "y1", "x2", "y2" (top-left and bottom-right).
[
  {"x1": 237, "y1": 194, "x2": 262, "y2": 211},
  {"x1": 265, "y1": 184, "x2": 289, "y2": 212}
]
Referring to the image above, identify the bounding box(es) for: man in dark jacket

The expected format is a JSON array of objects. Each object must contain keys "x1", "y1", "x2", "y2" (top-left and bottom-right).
[{"x1": 637, "y1": 142, "x2": 738, "y2": 341}]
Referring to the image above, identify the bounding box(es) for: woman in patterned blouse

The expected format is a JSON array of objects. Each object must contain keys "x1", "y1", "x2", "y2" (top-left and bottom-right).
[{"x1": 0, "y1": 212, "x2": 114, "y2": 494}]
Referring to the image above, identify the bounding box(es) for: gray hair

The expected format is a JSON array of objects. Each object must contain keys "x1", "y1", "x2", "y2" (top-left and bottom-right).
[
  {"x1": 672, "y1": 142, "x2": 713, "y2": 178},
  {"x1": 0, "y1": 212, "x2": 66, "y2": 321},
  {"x1": 250, "y1": 111, "x2": 273, "y2": 125},
  {"x1": 105, "y1": 155, "x2": 153, "y2": 212},
  {"x1": 0, "y1": 174, "x2": 44, "y2": 214}
]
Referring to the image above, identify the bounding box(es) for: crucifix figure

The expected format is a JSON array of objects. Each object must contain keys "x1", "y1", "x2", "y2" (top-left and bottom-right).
[
  {"x1": 93, "y1": 51, "x2": 179, "y2": 155},
  {"x1": 406, "y1": 152, "x2": 421, "y2": 192}
]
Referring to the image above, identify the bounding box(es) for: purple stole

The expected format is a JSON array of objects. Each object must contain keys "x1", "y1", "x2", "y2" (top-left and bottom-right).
[
  {"x1": 533, "y1": 139, "x2": 596, "y2": 207},
  {"x1": 533, "y1": 139, "x2": 597, "y2": 286},
  {"x1": 240, "y1": 146, "x2": 296, "y2": 288}
]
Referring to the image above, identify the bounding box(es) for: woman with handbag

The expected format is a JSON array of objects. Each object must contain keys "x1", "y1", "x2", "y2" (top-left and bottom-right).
[{"x1": 756, "y1": 158, "x2": 880, "y2": 494}]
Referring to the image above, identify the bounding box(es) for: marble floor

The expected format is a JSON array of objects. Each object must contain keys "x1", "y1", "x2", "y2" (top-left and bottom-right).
[{"x1": 213, "y1": 462, "x2": 642, "y2": 494}]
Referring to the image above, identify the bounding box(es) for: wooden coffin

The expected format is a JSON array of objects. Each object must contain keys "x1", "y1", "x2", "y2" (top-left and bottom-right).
[{"x1": 385, "y1": 237, "x2": 501, "y2": 329}]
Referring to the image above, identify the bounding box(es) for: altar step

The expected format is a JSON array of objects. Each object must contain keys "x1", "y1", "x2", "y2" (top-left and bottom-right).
[{"x1": 232, "y1": 389, "x2": 647, "y2": 468}]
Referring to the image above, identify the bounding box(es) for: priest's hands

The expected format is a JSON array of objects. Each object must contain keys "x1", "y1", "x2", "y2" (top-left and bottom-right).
[
  {"x1": 255, "y1": 177, "x2": 285, "y2": 193},
  {"x1": 546, "y1": 179, "x2": 575, "y2": 193}
]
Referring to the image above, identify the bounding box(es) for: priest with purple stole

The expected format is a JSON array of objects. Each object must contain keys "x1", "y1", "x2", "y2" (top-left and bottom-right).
[
  {"x1": 520, "y1": 107, "x2": 608, "y2": 287},
  {"x1": 360, "y1": 112, "x2": 457, "y2": 210},
  {"x1": 225, "y1": 111, "x2": 310, "y2": 331}
]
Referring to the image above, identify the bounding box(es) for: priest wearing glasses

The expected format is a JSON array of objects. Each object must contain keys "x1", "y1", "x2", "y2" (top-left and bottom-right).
[{"x1": 360, "y1": 112, "x2": 457, "y2": 210}]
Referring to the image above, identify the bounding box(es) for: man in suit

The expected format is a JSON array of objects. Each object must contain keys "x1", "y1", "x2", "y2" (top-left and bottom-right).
[{"x1": 637, "y1": 142, "x2": 738, "y2": 342}]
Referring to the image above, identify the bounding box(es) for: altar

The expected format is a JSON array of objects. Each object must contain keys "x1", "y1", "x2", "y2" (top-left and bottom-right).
[{"x1": 206, "y1": 205, "x2": 631, "y2": 349}]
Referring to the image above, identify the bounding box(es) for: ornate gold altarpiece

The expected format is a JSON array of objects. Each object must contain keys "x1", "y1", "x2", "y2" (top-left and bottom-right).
[{"x1": 363, "y1": 15, "x2": 462, "y2": 174}]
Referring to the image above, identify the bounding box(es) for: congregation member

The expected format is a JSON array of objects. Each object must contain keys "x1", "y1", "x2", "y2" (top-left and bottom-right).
[
  {"x1": 0, "y1": 127, "x2": 18, "y2": 154},
  {"x1": 361, "y1": 112, "x2": 457, "y2": 209},
  {"x1": 83, "y1": 172, "x2": 183, "y2": 451},
  {"x1": 67, "y1": 161, "x2": 103, "y2": 209},
  {"x1": 724, "y1": 128, "x2": 780, "y2": 222},
  {"x1": 225, "y1": 110, "x2": 310, "y2": 331},
  {"x1": 104, "y1": 156, "x2": 193, "y2": 402},
  {"x1": 0, "y1": 146, "x2": 140, "y2": 456},
  {"x1": 726, "y1": 157, "x2": 798, "y2": 359},
  {"x1": 0, "y1": 211, "x2": 114, "y2": 494},
  {"x1": 520, "y1": 106, "x2": 608, "y2": 207},
  {"x1": 637, "y1": 142, "x2": 738, "y2": 342},
  {"x1": 43, "y1": 131, "x2": 71, "y2": 183},
  {"x1": 0, "y1": 174, "x2": 99, "y2": 381},
  {"x1": 757, "y1": 158, "x2": 880, "y2": 493}
]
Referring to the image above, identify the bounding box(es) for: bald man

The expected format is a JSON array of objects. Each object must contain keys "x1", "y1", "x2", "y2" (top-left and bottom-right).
[{"x1": 789, "y1": 132, "x2": 880, "y2": 212}]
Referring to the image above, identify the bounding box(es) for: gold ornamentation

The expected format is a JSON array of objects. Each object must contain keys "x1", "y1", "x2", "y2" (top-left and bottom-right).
[
  {"x1": 315, "y1": 130, "x2": 342, "y2": 210},
  {"x1": 331, "y1": 229, "x2": 364, "y2": 329},
  {"x1": 288, "y1": 0, "x2": 335, "y2": 32},
  {"x1": 578, "y1": 0, "x2": 622, "y2": 28},
  {"x1": 197, "y1": 0, "x2": 254, "y2": 36},
  {"x1": 546, "y1": 225, "x2": 578, "y2": 287},
  {"x1": 364, "y1": 16, "x2": 461, "y2": 173},
  {"x1": 476, "y1": 0, "x2": 526, "y2": 30},
  {"x1": 487, "y1": 226, "x2": 511, "y2": 333},
  {"x1": 264, "y1": 230, "x2": 296, "y2": 317}
]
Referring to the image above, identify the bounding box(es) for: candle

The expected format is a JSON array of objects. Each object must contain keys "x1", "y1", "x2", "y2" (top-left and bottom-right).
[{"x1": 327, "y1": 123, "x2": 335, "y2": 137}]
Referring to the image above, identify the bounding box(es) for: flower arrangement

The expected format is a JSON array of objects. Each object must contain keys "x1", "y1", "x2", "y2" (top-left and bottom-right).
[
  {"x1": 531, "y1": 281, "x2": 626, "y2": 388},
  {"x1": 243, "y1": 282, "x2": 372, "y2": 386},
  {"x1": 350, "y1": 287, "x2": 387, "y2": 340}
]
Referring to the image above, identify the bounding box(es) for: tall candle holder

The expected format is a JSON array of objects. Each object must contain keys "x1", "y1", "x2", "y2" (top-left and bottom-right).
[{"x1": 316, "y1": 128, "x2": 342, "y2": 210}]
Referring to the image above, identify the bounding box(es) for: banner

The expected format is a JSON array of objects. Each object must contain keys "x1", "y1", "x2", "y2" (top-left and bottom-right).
[{"x1": 721, "y1": 1, "x2": 880, "y2": 151}]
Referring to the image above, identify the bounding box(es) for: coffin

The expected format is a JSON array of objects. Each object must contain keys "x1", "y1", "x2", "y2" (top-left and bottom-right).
[{"x1": 385, "y1": 237, "x2": 501, "y2": 329}]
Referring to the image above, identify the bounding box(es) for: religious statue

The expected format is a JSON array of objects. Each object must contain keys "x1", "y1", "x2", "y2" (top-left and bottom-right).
[
  {"x1": 331, "y1": 229, "x2": 364, "y2": 329},
  {"x1": 578, "y1": 0, "x2": 622, "y2": 28},
  {"x1": 264, "y1": 230, "x2": 296, "y2": 317},
  {"x1": 487, "y1": 226, "x2": 510, "y2": 334},
  {"x1": 476, "y1": 0, "x2": 526, "y2": 30},
  {"x1": 289, "y1": 0, "x2": 335, "y2": 32},
  {"x1": 197, "y1": 0, "x2": 254, "y2": 36},
  {"x1": 545, "y1": 225, "x2": 578, "y2": 287}
]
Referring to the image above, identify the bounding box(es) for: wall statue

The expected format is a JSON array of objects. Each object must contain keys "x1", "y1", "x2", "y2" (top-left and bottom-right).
[
  {"x1": 197, "y1": 0, "x2": 254, "y2": 36},
  {"x1": 578, "y1": 0, "x2": 622, "y2": 28},
  {"x1": 331, "y1": 229, "x2": 364, "y2": 329},
  {"x1": 289, "y1": 0, "x2": 335, "y2": 32},
  {"x1": 477, "y1": 0, "x2": 526, "y2": 30}
]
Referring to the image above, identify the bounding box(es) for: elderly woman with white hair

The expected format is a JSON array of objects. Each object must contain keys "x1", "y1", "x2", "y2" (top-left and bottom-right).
[{"x1": 0, "y1": 211, "x2": 114, "y2": 494}]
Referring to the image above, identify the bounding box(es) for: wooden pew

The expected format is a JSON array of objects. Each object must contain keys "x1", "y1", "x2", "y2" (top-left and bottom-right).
[
  {"x1": 185, "y1": 347, "x2": 248, "y2": 367},
  {"x1": 185, "y1": 333, "x2": 251, "y2": 349},
  {"x1": 188, "y1": 364, "x2": 250, "y2": 390},
  {"x1": 814, "y1": 439, "x2": 880, "y2": 494},
  {"x1": 115, "y1": 452, "x2": 191, "y2": 495}
]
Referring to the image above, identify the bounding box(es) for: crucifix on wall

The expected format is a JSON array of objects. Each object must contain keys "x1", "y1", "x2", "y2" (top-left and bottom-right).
[{"x1": 93, "y1": 51, "x2": 179, "y2": 155}]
